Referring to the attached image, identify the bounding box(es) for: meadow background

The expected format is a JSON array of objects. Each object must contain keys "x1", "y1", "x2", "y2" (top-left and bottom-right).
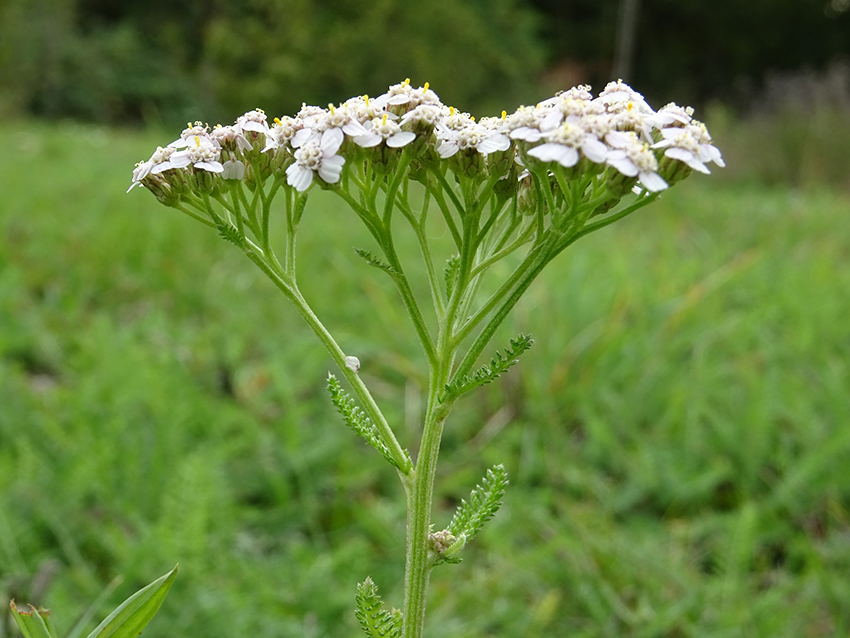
[{"x1": 1, "y1": 1, "x2": 850, "y2": 636}]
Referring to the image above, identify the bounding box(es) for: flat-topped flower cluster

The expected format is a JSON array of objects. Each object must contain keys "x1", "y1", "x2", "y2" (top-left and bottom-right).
[{"x1": 129, "y1": 79, "x2": 723, "y2": 201}]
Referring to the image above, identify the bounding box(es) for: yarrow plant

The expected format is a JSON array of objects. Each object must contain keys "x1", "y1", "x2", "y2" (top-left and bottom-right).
[{"x1": 11, "y1": 79, "x2": 722, "y2": 638}]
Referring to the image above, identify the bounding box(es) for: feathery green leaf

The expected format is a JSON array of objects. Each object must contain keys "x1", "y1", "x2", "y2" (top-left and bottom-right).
[
  {"x1": 327, "y1": 374, "x2": 410, "y2": 471},
  {"x1": 354, "y1": 248, "x2": 399, "y2": 276},
  {"x1": 217, "y1": 223, "x2": 245, "y2": 247},
  {"x1": 442, "y1": 334, "x2": 533, "y2": 401},
  {"x1": 448, "y1": 464, "x2": 509, "y2": 543},
  {"x1": 354, "y1": 577, "x2": 401, "y2": 638},
  {"x1": 444, "y1": 254, "x2": 460, "y2": 300}
]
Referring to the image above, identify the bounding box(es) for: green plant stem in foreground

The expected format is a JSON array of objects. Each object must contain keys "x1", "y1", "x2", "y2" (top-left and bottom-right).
[{"x1": 221, "y1": 185, "x2": 659, "y2": 638}]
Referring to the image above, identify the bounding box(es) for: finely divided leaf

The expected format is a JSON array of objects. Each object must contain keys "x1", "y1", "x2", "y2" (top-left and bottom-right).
[
  {"x1": 217, "y1": 223, "x2": 245, "y2": 247},
  {"x1": 327, "y1": 374, "x2": 410, "y2": 471},
  {"x1": 443, "y1": 254, "x2": 460, "y2": 300},
  {"x1": 354, "y1": 577, "x2": 401, "y2": 638},
  {"x1": 442, "y1": 334, "x2": 533, "y2": 401},
  {"x1": 354, "y1": 248, "x2": 399, "y2": 276},
  {"x1": 448, "y1": 464, "x2": 509, "y2": 543}
]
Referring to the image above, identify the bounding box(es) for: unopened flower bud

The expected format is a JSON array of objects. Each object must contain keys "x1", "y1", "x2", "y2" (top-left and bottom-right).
[
  {"x1": 517, "y1": 171, "x2": 537, "y2": 216},
  {"x1": 428, "y1": 530, "x2": 457, "y2": 555}
]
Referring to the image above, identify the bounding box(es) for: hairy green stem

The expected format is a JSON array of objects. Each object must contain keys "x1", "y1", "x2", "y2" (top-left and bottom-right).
[{"x1": 402, "y1": 364, "x2": 453, "y2": 638}]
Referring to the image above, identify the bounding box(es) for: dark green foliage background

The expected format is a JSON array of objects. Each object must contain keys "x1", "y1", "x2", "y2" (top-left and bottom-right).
[
  {"x1": 1, "y1": 0, "x2": 848, "y2": 126},
  {"x1": 0, "y1": 120, "x2": 848, "y2": 636}
]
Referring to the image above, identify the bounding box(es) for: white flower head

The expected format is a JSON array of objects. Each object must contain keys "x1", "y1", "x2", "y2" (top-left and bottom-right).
[
  {"x1": 506, "y1": 106, "x2": 546, "y2": 142},
  {"x1": 401, "y1": 103, "x2": 449, "y2": 130},
  {"x1": 649, "y1": 103, "x2": 695, "y2": 129},
  {"x1": 606, "y1": 134, "x2": 668, "y2": 192},
  {"x1": 171, "y1": 136, "x2": 224, "y2": 173},
  {"x1": 323, "y1": 103, "x2": 370, "y2": 138},
  {"x1": 285, "y1": 129, "x2": 346, "y2": 192},
  {"x1": 435, "y1": 110, "x2": 508, "y2": 158},
  {"x1": 651, "y1": 123, "x2": 723, "y2": 173},
  {"x1": 127, "y1": 146, "x2": 182, "y2": 191},
  {"x1": 375, "y1": 79, "x2": 442, "y2": 110},
  {"x1": 168, "y1": 122, "x2": 212, "y2": 149},
  {"x1": 598, "y1": 80, "x2": 653, "y2": 113},
  {"x1": 527, "y1": 122, "x2": 607, "y2": 167},
  {"x1": 538, "y1": 93, "x2": 603, "y2": 131},
  {"x1": 262, "y1": 116, "x2": 303, "y2": 153},
  {"x1": 355, "y1": 114, "x2": 416, "y2": 148},
  {"x1": 210, "y1": 124, "x2": 251, "y2": 152},
  {"x1": 235, "y1": 109, "x2": 270, "y2": 136}
]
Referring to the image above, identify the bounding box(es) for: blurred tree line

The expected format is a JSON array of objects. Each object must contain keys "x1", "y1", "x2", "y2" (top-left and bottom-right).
[{"x1": 0, "y1": 0, "x2": 847, "y2": 127}]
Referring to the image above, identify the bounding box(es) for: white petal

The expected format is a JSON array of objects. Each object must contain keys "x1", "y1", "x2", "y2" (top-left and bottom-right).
[
  {"x1": 318, "y1": 156, "x2": 345, "y2": 183},
  {"x1": 323, "y1": 155, "x2": 346, "y2": 170},
  {"x1": 286, "y1": 164, "x2": 313, "y2": 192},
  {"x1": 222, "y1": 160, "x2": 245, "y2": 180},
  {"x1": 150, "y1": 161, "x2": 174, "y2": 174},
  {"x1": 321, "y1": 128, "x2": 344, "y2": 156},
  {"x1": 354, "y1": 133, "x2": 382, "y2": 148},
  {"x1": 291, "y1": 128, "x2": 314, "y2": 148},
  {"x1": 556, "y1": 146, "x2": 580, "y2": 167},
  {"x1": 540, "y1": 110, "x2": 564, "y2": 131},
  {"x1": 134, "y1": 161, "x2": 153, "y2": 180},
  {"x1": 195, "y1": 161, "x2": 224, "y2": 173},
  {"x1": 436, "y1": 140, "x2": 459, "y2": 158},
  {"x1": 660, "y1": 127, "x2": 684, "y2": 139},
  {"x1": 638, "y1": 171, "x2": 668, "y2": 192},
  {"x1": 386, "y1": 131, "x2": 416, "y2": 148},
  {"x1": 167, "y1": 138, "x2": 189, "y2": 148},
  {"x1": 343, "y1": 120, "x2": 370, "y2": 137},
  {"x1": 665, "y1": 147, "x2": 710, "y2": 173},
  {"x1": 581, "y1": 138, "x2": 608, "y2": 163},
  {"x1": 241, "y1": 121, "x2": 268, "y2": 134},
  {"x1": 236, "y1": 135, "x2": 252, "y2": 151},
  {"x1": 510, "y1": 127, "x2": 543, "y2": 142},
  {"x1": 604, "y1": 130, "x2": 633, "y2": 149},
  {"x1": 477, "y1": 133, "x2": 510, "y2": 154},
  {"x1": 528, "y1": 143, "x2": 578, "y2": 167},
  {"x1": 388, "y1": 94, "x2": 410, "y2": 105},
  {"x1": 607, "y1": 152, "x2": 638, "y2": 176},
  {"x1": 168, "y1": 152, "x2": 192, "y2": 168},
  {"x1": 701, "y1": 144, "x2": 725, "y2": 167}
]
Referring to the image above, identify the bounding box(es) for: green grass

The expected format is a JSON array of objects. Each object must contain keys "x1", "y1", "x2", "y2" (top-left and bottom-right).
[{"x1": 1, "y1": 120, "x2": 849, "y2": 637}]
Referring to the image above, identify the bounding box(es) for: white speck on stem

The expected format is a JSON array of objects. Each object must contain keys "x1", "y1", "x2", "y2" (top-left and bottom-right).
[{"x1": 345, "y1": 356, "x2": 361, "y2": 373}]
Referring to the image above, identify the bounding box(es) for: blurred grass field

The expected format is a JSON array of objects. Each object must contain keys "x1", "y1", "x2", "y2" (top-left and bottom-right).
[{"x1": 1, "y1": 120, "x2": 849, "y2": 638}]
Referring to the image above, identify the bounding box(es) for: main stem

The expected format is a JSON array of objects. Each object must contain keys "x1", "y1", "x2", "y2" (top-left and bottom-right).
[{"x1": 402, "y1": 359, "x2": 453, "y2": 638}]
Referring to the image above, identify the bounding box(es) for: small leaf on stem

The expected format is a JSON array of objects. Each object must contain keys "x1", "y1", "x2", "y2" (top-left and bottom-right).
[
  {"x1": 354, "y1": 248, "x2": 399, "y2": 276},
  {"x1": 354, "y1": 577, "x2": 402, "y2": 638},
  {"x1": 442, "y1": 334, "x2": 533, "y2": 402},
  {"x1": 443, "y1": 254, "x2": 460, "y2": 300},
  {"x1": 447, "y1": 464, "x2": 509, "y2": 545},
  {"x1": 328, "y1": 374, "x2": 412, "y2": 472}
]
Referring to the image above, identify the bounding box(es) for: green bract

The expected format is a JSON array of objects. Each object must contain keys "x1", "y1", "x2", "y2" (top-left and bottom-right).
[{"x1": 127, "y1": 80, "x2": 721, "y2": 637}]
